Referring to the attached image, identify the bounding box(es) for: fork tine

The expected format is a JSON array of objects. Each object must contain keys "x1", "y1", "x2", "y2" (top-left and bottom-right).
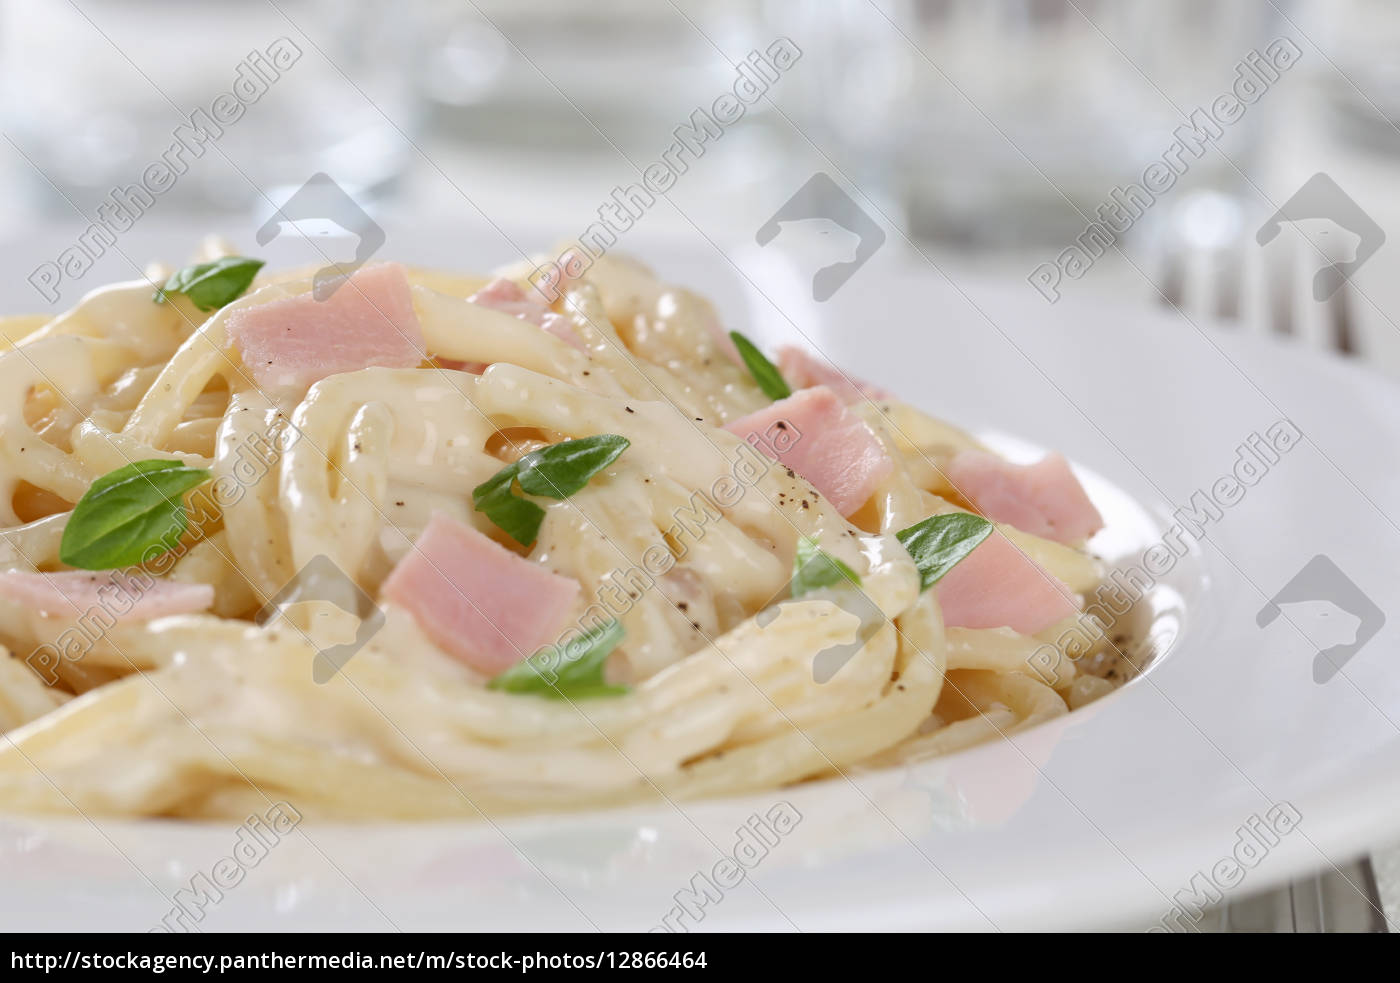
[
  {"x1": 1158, "y1": 247, "x2": 1185, "y2": 310},
  {"x1": 1275, "y1": 232, "x2": 1303, "y2": 339},
  {"x1": 1330, "y1": 275, "x2": 1357, "y2": 355},
  {"x1": 1215, "y1": 246, "x2": 1243, "y2": 321}
]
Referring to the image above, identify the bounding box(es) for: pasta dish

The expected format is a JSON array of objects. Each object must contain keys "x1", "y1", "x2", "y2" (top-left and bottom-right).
[{"x1": 0, "y1": 240, "x2": 1138, "y2": 819}]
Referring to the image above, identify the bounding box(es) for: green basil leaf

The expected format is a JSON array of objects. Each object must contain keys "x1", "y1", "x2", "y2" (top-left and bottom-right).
[
  {"x1": 730, "y1": 331, "x2": 791, "y2": 401},
  {"x1": 471, "y1": 468, "x2": 547, "y2": 548},
  {"x1": 154, "y1": 256, "x2": 264, "y2": 311},
  {"x1": 895, "y1": 512, "x2": 995, "y2": 592},
  {"x1": 791, "y1": 536, "x2": 861, "y2": 598},
  {"x1": 488, "y1": 618, "x2": 629, "y2": 700},
  {"x1": 516, "y1": 434, "x2": 630, "y2": 499},
  {"x1": 60, "y1": 459, "x2": 212, "y2": 570},
  {"x1": 473, "y1": 435, "x2": 629, "y2": 546}
]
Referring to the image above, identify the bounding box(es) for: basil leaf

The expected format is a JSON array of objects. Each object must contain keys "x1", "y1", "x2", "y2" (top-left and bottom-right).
[
  {"x1": 730, "y1": 331, "x2": 791, "y2": 401},
  {"x1": 791, "y1": 536, "x2": 861, "y2": 598},
  {"x1": 471, "y1": 469, "x2": 546, "y2": 549},
  {"x1": 60, "y1": 460, "x2": 212, "y2": 570},
  {"x1": 488, "y1": 618, "x2": 629, "y2": 700},
  {"x1": 516, "y1": 434, "x2": 630, "y2": 499},
  {"x1": 154, "y1": 256, "x2": 264, "y2": 311},
  {"x1": 895, "y1": 513, "x2": 994, "y2": 592},
  {"x1": 472, "y1": 435, "x2": 629, "y2": 547}
]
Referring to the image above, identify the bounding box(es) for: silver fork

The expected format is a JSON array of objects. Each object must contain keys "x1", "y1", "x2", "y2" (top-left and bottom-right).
[
  {"x1": 1188, "y1": 857, "x2": 1391, "y2": 933},
  {"x1": 1154, "y1": 229, "x2": 1395, "y2": 932},
  {"x1": 1156, "y1": 219, "x2": 1359, "y2": 353}
]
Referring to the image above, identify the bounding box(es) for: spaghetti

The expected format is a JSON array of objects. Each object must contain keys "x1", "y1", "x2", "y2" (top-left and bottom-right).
[{"x1": 0, "y1": 240, "x2": 1130, "y2": 819}]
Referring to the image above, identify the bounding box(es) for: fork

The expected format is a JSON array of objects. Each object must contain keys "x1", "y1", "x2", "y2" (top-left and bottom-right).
[
  {"x1": 1156, "y1": 216, "x2": 1358, "y2": 353},
  {"x1": 1153, "y1": 227, "x2": 1395, "y2": 932}
]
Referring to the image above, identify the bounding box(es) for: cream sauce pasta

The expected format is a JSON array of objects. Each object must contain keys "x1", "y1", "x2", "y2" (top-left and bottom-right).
[{"x1": 0, "y1": 240, "x2": 1136, "y2": 819}]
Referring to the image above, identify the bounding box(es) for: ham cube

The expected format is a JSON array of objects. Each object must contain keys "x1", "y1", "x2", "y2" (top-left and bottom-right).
[
  {"x1": 724, "y1": 386, "x2": 893, "y2": 516},
  {"x1": 949, "y1": 450, "x2": 1104, "y2": 545},
  {"x1": 936, "y1": 532, "x2": 1078, "y2": 634},
  {"x1": 776, "y1": 346, "x2": 893, "y2": 405},
  {"x1": 468, "y1": 277, "x2": 551, "y2": 324},
  {"x1": 381, "y1": 513, "x2": 581, "y2": 676},
  {"x1": 0, "y1": 570, "x2": 213, "y2": 621},
  {"x1": 227, "y1": 262, "x2": 425, "y2": 391},
  {"x1": 468, "y1": 278, "x2": 585, "y2": 352}
]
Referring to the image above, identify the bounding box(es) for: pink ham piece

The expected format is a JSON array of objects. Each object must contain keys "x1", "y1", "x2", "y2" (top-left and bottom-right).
[
  {"x1": 936, "y1": 533, "x2": 1078, "y2": 634},
  {"x1": 0, "y1": 570, "x2": 214, "y2": 621},
  {"x1": 529, "y1": 247, "x2": 589, "y2": 303},
  {"x1": 949, "y1": 450, "x2": 1104, "y2": 545},
  {"x1": 776, "y1": 346, "x2": 893, "y2": 405},
  {"x1": 227, "y1": 262, "x2": 425, "y2": 391},
  {"x1": 468, "y1": 278, "x2": 585, "y2": 352},
  {"x1": 724, "y1": 386, "x2": 893, "y2": 517},
  {"x1": 381, "y1": 513, "x2": 581, "y2": 676}
]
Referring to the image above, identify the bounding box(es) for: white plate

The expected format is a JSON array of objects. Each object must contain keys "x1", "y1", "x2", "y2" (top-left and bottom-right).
[{"x1": 2, "y1": 230, "x2": 1398, "y2": 933}]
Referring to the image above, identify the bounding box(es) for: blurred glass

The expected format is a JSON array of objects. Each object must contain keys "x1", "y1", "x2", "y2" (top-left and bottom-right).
[
  {"x1": 1310, "y1": 0, "x2": 1400, "y2": 154},
  {"x1": 413, "y1": 0, "x2": 772, "y2": 156},
  {"x1": 0, "y1": 0, "x2": 425, "y2": 214},
  {"x1": 774, "y1": 0, "x2": 1286, "y2": 248}
]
